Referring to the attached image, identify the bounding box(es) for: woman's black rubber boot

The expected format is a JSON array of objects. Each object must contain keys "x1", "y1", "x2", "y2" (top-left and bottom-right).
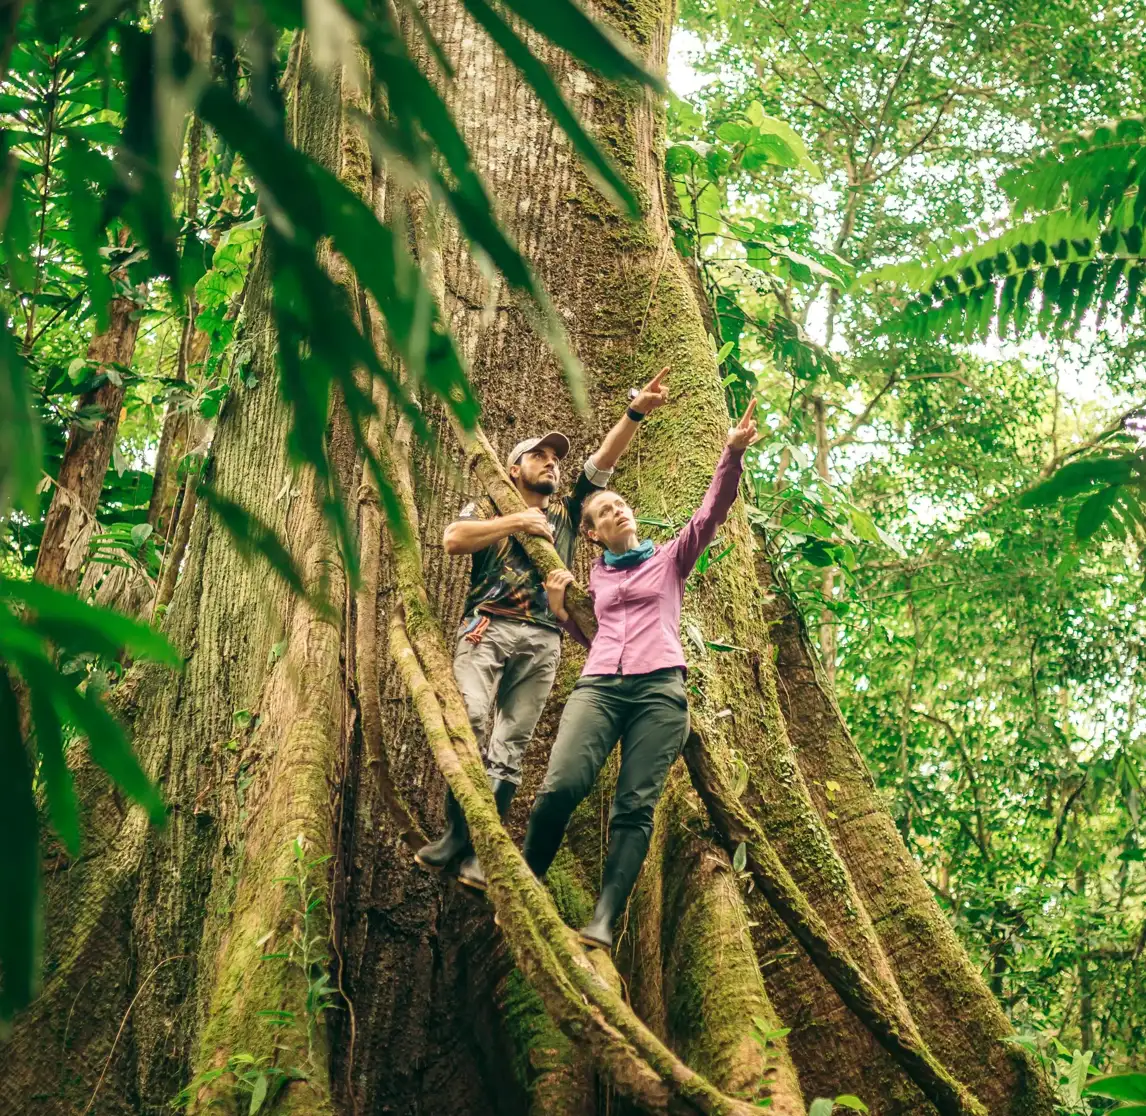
[
  {"x1": 578, "y1": 826, "x2": 650, "y2": 950},
  {"x1": 414, "y1": 788, "x2": 470, "y2": 872},
  {"x1": 457, "y1": 778, "x2": 517, "y2": 892},
  {"x1": 522, "y1": 791, "x2": 575, "y2": 880}
]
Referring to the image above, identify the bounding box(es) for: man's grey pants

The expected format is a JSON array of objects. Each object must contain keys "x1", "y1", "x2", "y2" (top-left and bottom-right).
[{"x1": 453, "y1": 615, "x2": 562, "y2": 786}]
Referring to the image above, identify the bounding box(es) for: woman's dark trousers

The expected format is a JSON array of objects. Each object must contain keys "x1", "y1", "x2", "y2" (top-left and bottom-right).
[{"x1": 522, "y1": 668, "x2": 689, "y2": 946}]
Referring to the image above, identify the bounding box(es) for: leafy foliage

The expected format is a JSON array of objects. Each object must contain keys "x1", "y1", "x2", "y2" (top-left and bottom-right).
[
  {"x1": 869, "y1": 119, "x2": 1146, "y2": 343},
  {"x1": 1020, "y1": 444, "x2": 1146, "y2": 547},
  {"x1": 665, "y1": 96, "x2": 849, "y2": 414},
  {"x1": 1085, "y1": 1071, "x2": 1146, "y2": 1109},
  {"x1": 677, "y1": 0, "x2": 1146, "y2": 1069}
]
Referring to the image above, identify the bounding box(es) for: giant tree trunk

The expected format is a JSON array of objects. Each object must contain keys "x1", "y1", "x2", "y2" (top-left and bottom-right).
[{"x1": 3, "y1": 5, "x2": 1053, "y2": 1116}]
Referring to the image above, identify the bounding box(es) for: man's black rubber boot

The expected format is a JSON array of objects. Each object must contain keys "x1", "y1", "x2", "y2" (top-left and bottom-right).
[
  {"x1": 457, "y1": 778, "x2": 517, "y2": 892},
  {"x1": 414, "y1": 788, "x2": 470, "y2": 872},
  {"x1": 578, "y1": 826, "x2": 650, "y2": 950}
]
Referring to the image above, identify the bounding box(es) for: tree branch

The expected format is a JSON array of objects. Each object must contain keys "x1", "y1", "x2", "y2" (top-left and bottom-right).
[
  {"x1": 1040, "y1": 776, "x2": 1089, "y2": 883},
  {"x1": 916, "y1": 710, "x2": 989, "y2": 859},
  {"x1": 830, "y1": 366, "x2": 903, "y2": 449},
  {"x1": 862, "y1": 0, "x2": 938, "y2": 181}
]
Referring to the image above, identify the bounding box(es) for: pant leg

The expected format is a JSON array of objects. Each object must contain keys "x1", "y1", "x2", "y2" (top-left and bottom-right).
[
  {"x1": 484, "y1": 623, "x2": 562, "y2": 786},
  {"x1": 522, "y1": 676, "x2": 625, "y2": 878},
  {"x1": 452, "y1": 619, "x2": 512, "y2": 755},
  {"x1": 610, "y1": 669, "x2": 691, "y2": 844}
]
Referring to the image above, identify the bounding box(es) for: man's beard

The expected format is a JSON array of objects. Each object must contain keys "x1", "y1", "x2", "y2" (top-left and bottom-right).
[{"x1": 522, "y1": 474, "x2": 557, "y2": 496}]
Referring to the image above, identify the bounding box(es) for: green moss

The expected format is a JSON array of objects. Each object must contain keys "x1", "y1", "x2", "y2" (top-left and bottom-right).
[
  {"x1": 658, "y1": 785, "x2": 788, "y2": 1103},
  {"x1": 192, "y1": 825, "x2": 335, "y2": 1114},
  {"x1": 499, "y1": 969, "x2": 578, "y2": 1092},
  {"x1": 545, "y1": 847, "x2": 596, "y2": 929}
]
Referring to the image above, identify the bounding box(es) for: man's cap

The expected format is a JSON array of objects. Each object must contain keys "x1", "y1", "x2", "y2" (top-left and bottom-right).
[{"x1": 507, "y1": 431, "x2": 570, "y2": 467}]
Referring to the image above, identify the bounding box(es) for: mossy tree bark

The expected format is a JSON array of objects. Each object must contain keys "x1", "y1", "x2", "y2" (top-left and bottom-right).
[
  {"x1": 389, "y1": 3, "x2": 1050, "y2": 1114},
  {"x1": 3, "y1": 3, "x2": 1054, "y2": 1116},
  {"x1": 33, "y1": 293, "x2": 142, "y2": 593}
]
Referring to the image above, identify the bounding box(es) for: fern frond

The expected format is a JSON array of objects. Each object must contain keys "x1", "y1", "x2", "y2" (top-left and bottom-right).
[
  {"x1": 863, "y1": 117, "x2": 1146, "y2": 342},
  {"x1": 1002, "y1": 117, "x2": 1146, "y2": 227}
]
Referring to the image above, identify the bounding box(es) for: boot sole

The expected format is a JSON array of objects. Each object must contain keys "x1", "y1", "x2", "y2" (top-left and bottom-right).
[
  {"x1": 414, "y1": 853, "x2": 461, "y2": 874},
  {"x1": 577, "y1": 931, "x2": 611, "y2": 950},
  {"x1": 456, "y1": 874, "x2": 488, "y2": 893}
]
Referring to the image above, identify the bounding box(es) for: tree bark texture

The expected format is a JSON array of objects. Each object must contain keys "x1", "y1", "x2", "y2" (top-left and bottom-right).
[
  {"x1": 33, "y1": 296, "x2": 141, "y2": 592},
  {"x1": 2, "y1": 5, "x2": 1052, "y2": 1116}
]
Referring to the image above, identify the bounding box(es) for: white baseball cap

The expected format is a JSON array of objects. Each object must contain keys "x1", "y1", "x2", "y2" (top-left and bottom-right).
[{"x1": 506, "y1": 431, "x2": 571, "y2": 467}]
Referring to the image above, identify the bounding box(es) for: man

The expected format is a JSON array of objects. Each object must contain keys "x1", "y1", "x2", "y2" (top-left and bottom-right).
[{"x1": 414, "y1": 368, "x2": 670, "y2": 889}]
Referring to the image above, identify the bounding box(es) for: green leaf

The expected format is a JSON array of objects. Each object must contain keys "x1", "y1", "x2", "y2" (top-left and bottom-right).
[
  {"x1": 463, "y1": 0, "x2": 639, "y2": 218},
  {"x1": 494, "y1": 0, "x2": 662, "y2": 90},
  {"x1": 716, "y1": 120, "x2": 748, "y2": 144},
  {"x1": 715, "y1": 340, "x2": 735, "y2": 365},
  {"x1": 732, "y1": 841, "x2": 747, "y2": 872},
  {"x1": 60, "y1": 684, "x2": 166, "y2": 827},
  {"x1": 0, "y1": 318, "x2": 41, "y2": 514},
  {"x1": 802, "y1": 541, "x2": 836, "y2": 567},
  {"x1": 0, "y1": 577, "x2": 181, "y2": 666},
  {"x1": 249, "y1": 1072, "x2": 269, "y2": 1115},
  {"x1": 808, "y1": 1100, "x2": 835, "y2": 1116},
  {"x1": 749, "y1": 111, "x2": 822, "y2": 180},
  {"x1": 1065, "y1": 1050, "x2": 1093, "y2": 1105},
  {"x1": 666, "y1": 144, "x2": 699, "y2": 175},
  {"x1": 1084, "y1": 1073, "x2": 1146, "y2": 1102},
  {"x1": 21, "y1": 656, "x2": 80, "y2": 855},
  {"x1": 1019, "y1": 455, "x2": 1135, "y2": 507},
  {"x1": 0, "y1": 668, "x2": 41, "y2": 1021},
  {"x1": 833, "y1": 1098, "x2": 869, "y2": 1114},
  {"x1": 1075, "y1": 483, "x2": 1122, "y2": 540},
  {"x1": 731, "y1": 752, "x2": 749, "y2": 798}
]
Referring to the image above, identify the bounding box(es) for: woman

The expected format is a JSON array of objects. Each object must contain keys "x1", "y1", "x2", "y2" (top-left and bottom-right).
[{"x1": 522, "y1": 400, "x2": 759, "y2": 948}]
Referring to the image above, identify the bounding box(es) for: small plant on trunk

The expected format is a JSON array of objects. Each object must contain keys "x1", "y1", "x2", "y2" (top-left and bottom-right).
[{"x1": 172, "y1": 837, "x2": 335, "y2": 1111}]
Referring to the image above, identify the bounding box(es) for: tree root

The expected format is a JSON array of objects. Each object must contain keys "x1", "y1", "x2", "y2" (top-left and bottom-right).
[
  {"x1": 682, "y1": 730, "x2": 986, "y2": 1116},
  {"x1": 432, "y1": 409, "x2": 986, "y2": 1114},
  {"x1": 762, "y1": 575, "x2": 1056, "y2": 1115},
  {"x1": 656, "y1": 776, "x2": 806, "y2": 1115},
  {"x1": 495, "y1": 967, "x2": 596, "y2": 1116},
  {"x1": 351, "y1": 397, "x2": 425, "y2": 852}
]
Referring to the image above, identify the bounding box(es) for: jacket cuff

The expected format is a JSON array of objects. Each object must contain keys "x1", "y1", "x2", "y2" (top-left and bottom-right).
[{"x1": 583, "y1": 455, "x2": 614, "y2": 488}]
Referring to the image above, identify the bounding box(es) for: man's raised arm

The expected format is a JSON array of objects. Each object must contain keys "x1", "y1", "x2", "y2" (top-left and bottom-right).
[{"x1": 587, "y1": 366, "x2": 670, "y2": 475}]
